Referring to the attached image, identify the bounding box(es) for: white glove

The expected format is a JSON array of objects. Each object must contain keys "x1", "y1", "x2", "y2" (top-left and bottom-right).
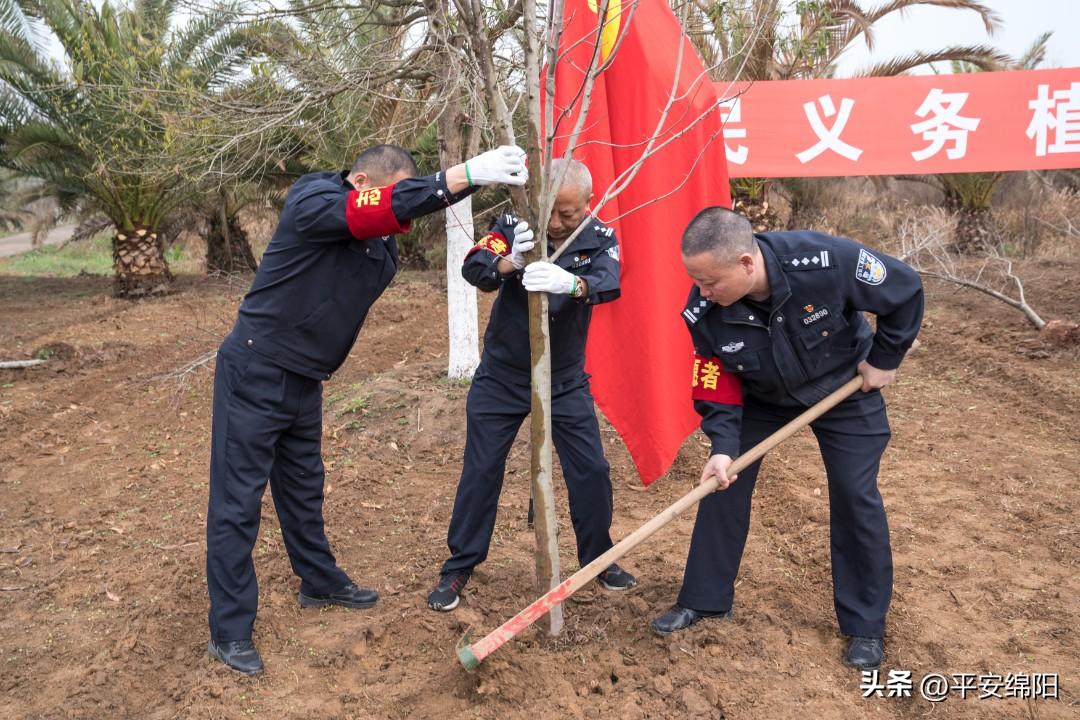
[
  {"x1": 523, "y1": 261, "x2": 577, "y2": 295},
  {"x1": 508, "y1": 221, "x2": 535, "y2": 270},
  {"x1": 465, "y1": 145, "x2": 528, "y2": 186}
]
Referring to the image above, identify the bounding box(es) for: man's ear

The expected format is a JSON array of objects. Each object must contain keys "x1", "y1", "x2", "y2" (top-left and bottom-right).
[
  {"x1": 738, "y1": 252, "x2": 755, "y2": 274},
  {"x1": 350, "y1": 171, "x2": 370, "y2": 190}
]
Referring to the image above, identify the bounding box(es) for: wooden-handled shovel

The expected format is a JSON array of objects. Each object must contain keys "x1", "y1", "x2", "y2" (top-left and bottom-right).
[{"x1": 458, "y1": 370, "x2": 879, "y2": 670}]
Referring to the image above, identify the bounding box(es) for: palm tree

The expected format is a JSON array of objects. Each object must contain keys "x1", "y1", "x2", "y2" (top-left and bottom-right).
[
  {"x1": 0, "y1": 0, "x2": 252, "y2": 296},
  {"x1": 675, "y1": 0, "x2": 1011, "y2": 228},
  {"x1": 927, "y1": 32, "x2": 1052, "y2": 252}
]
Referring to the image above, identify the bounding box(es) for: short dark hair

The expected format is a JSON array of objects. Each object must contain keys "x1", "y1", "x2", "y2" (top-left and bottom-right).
[
  {"x1": 681, "y1": 206, "x2": 755, "y2": 263},
  {"x1": 350, "y1": 144, "x2": 418, "y2": 184}
]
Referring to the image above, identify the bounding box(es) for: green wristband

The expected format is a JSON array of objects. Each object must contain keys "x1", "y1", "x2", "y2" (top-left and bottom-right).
[
  {"x1": 571, "y1": 276, "x2": 579, "y2": 297},
  {"x1": 465, "y1": 162, "x2": 473, "y2": 186}
]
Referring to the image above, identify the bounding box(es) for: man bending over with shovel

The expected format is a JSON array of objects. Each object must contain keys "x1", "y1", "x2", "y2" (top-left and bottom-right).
[{"x1": 654, "y1": 207, "x2": 923, "y2": 671}]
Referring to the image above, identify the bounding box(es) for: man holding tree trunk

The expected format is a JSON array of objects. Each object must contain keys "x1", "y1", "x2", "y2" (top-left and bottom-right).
[
  {"x1": 428, "y1": 158, "x2": 637, "y2": 612},
  {"x1": 206, "y1": 144, "x2": 528, "y2": 675}
]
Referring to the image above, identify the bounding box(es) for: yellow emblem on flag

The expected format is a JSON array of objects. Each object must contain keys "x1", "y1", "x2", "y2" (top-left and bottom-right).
[{"x1": 586, "y1": 0, "x2": 622, "y2": 62}]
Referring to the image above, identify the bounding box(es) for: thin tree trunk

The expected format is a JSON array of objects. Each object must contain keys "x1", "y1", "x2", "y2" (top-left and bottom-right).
[
  {"x1": 523, "y1": 0, "x2": 563, "y2": 637},
  {"x1": 464, "y1": 0, "x2": 563, "y2": 634},
  {"x1": 112, "y1": 224, "x2": 172, "y2": 298}
]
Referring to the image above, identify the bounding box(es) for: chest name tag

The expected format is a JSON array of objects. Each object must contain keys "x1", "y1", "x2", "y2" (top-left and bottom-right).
[{"x1": 802, "y1": 307, "x2": 830, "y2": 326}]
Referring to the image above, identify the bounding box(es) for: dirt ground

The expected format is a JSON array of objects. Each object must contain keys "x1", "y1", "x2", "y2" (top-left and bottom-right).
[{"x1": 1, "y1": 262, "x2": 1077, "y2": 720}]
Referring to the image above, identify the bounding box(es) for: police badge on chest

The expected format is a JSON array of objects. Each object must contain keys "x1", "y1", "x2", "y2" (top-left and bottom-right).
[
  {"x1": 571, "y1": 254, "x2": 592, "y2": 268},
  {"x1": 801, "y1": 305, "x2": 830, "y2": 326}
]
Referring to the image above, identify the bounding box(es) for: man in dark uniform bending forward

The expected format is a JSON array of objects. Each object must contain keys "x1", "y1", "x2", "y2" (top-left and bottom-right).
[
  {"x1": 653, "y1": 207, "x2": 922, "y2": 671},
  {"x1": 206, "y1": 144, "x2": 528, "y2": 674}
]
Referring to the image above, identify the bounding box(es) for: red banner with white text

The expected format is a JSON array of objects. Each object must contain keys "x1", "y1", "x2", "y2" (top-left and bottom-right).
[{"x1": 717, "y1": 68, "x2": 1080, "y2": 178}]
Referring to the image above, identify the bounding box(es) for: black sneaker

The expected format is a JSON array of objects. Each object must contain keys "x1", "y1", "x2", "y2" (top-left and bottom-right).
[
  {"x1": 427, "y1": 571, "x2": 470, "y2": 612},
  {"x1": 597, "y1": 563, "x2": 638, "y2": 591}
]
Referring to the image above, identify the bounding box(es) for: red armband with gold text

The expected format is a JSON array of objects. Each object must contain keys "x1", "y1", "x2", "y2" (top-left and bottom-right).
[
  {"x1": 466, "y1": 231, "x2": 511, "y2": 259},
  {"x1": 345, "y1": 185, "x2": 410, "y2": 239},
  {"x1": 691, "y1": 354, "x2": 742, "y2": 404}
]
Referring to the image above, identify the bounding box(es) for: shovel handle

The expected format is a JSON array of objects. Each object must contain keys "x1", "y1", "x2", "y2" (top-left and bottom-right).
[{"x1": 459, "y1": 372, "x2": 870, "y2": 670}]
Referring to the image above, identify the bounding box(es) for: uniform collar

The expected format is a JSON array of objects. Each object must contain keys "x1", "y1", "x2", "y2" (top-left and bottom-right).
[
  {"x1": 339, "y1": 170, "x2": 356, "y2": 191},
  {"x1": 757, "y1": 237, "x2": 791, "y2": 308},
  {"x1": 549, "y1": 222, "x2": 607, "y2": 255}
]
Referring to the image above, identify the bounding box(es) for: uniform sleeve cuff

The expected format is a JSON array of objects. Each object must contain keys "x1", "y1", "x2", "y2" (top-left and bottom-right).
[
  {"x1": 711, "y1": 438, "x2": 740, "y2": 458},
  {"x1": 866, "y1": 344, "x2": 905, "y2": 371},
  {"x1": 439, "y1": 170, "x2": 477, "y2": 204}
]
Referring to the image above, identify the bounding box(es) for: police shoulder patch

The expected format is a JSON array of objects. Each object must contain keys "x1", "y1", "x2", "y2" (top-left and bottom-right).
[
  {"x1": 682, "y1": 297, "x2": 711, "y2": 325},
  {"x1": 780, "y1": 250, "x2": 832, "y2": 271},
  {"x1": 605, "y1": 244, "x2": 620, "y2": 261},
  {"x1": 855, "y1": 248, "x2": 887, "y2": 285}
]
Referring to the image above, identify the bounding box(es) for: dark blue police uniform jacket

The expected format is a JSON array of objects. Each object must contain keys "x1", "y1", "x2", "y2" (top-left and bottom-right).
[
  {"x1": 233, "y1": 170, "x2": 473, "y2": 379},
  {"x1": 464, "y1": 212, "x2": 621, "y2": 379},
  {"x1": 684, "y1": 231, "x2": 923, "y2": 457},
  {"x1": 675, "y1": 231, "x2": 923, "y2": 637}
]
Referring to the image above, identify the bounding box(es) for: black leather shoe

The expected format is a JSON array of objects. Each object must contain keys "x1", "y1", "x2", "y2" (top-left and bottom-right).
[
  {"x1": 298, "y1": 582, "x2": 379, "y2": 609},
  {"x1": 843, "y1": 636, "x2": 885, "y2": 670},
  {"x1": 651, "y1": 604, "x2": 732, "y2": 635},
  {"x1": 208, "y1": 638, "x2": 264, "y2": 675}
]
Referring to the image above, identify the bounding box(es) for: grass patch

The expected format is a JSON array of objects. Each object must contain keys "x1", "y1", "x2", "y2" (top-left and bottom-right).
[{"x1": 0, "y1": 233, "x2": 198, "y2": 277}]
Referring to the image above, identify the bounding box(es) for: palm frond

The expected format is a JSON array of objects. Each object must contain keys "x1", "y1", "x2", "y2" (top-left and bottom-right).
[
  {"x1": 1015, "y1": 31, "x2": 1052, "y2": 70},
  {"x1": 855, "y1": 44, "x2": 1010, "y2": 77},
  {"x1": 163, "y1": 2, "x2": 240, "y2": 71},
  {"x1": 866, "y1": 0, "x2": 1001, "y2": 35},
  {"x1": 0, "y1": 0, "x2": 36, "y2": 46}
]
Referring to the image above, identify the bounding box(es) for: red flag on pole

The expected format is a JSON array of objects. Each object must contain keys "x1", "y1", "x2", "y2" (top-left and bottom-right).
[{"x1": 547, "y1": 0, "x2": 732, "y2": 485}]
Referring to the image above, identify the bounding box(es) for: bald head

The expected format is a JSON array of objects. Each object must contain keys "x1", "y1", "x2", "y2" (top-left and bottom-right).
[{"x1": 681, "y1": 206, "x2": 755, "y2": 264}]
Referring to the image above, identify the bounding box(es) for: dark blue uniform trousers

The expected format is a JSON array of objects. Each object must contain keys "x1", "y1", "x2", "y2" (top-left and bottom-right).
[
  {"x1": 442, "y1": 366, "x2": 615, "y2": 574},
  {"x1": 678, "y1": 391, "x2": 893, "y2": 638},
  {"x1": 207, "y1": 337, "x2": 350, "y2": 642}
]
